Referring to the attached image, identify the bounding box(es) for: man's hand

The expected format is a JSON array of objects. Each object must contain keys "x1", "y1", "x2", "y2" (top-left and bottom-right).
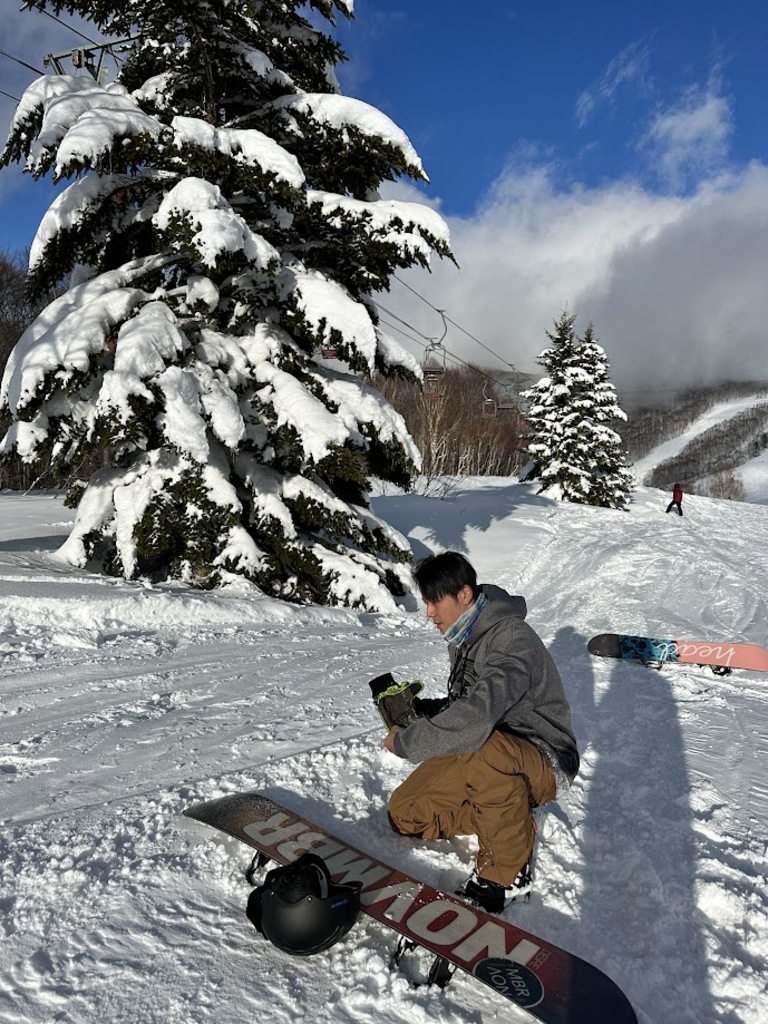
[
  {"x1": 382, "y1": 725, "x2": 402, "y2": 754},
  {"x1": 369, "y1": 675, "x2": 424, "y2": 729}
]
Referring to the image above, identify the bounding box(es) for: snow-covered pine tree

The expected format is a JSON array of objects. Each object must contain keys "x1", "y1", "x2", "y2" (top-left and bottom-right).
[
  {"x1": 0, "y1": 0, "x2": 451, "y2": 610},
  {"x1": 573, "y1": 321, "x2": 633, "y2": 506},
  {"x1": 521, "y1": 312, "x2": 633, "y2": 507},
  {"x1": 520, "y1": 311, "x2": 581, "y2": 495}
]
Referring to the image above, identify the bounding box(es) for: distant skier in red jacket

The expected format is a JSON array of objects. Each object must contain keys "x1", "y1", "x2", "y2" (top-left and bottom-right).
[{"x1": 665, "y1": 483, "x2": 683, "y2": 516}]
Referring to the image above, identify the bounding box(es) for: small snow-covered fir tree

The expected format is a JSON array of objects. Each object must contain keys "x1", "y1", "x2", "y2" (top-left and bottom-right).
[
  {"x1": 521, "y1": 313, "x2": 633, "y2": 507},
  {"x1": 574, "y1": 321, "x2": 634, "y2": 505},
  {"x1": 0, "y1": 0, "x2": 451, "y2": 610}
]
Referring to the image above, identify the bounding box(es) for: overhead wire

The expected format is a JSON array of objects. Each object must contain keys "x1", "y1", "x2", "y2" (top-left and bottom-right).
[
  {"x1": 376, "y1": 303, "x2": 523, "y2": 399},
  {"x1": 9, "y1": 4, "x2": 128, "y2": 88},
  {"x1": 0, "y1": 47, "x2": 45, "y2": 76},
  {"x1": 30, "y1": 5, "x2": 102, "y2": 46},
  {"x1": 376, "y1": 281, "x2": 528, "y2": 404},
  {"x1": 392, "y1": 272, "x2": 522, "y2": 373}
]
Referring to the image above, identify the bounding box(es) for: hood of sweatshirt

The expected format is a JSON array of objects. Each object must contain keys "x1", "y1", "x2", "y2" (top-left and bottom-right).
[{"x1": 471, "y1": 584, "x2": 527, "y2": 641}]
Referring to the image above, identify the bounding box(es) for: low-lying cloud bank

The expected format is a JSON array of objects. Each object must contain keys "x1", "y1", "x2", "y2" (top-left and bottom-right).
[{"x1": 385, "y1": 163, "x2": 768, "y2": 403}]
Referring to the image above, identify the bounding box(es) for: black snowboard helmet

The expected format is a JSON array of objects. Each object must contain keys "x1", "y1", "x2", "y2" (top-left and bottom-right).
[{"x1": 248, "y1": 853, "x2": 362, "y2": 956}]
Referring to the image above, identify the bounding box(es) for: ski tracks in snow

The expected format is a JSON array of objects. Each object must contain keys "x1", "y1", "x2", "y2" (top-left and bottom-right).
[
  {"x1": 509, "y1": 490, "x2": 768, "y2": 1023},
  {"x1": 0, "y1": 620, "x2": 441, "y2": 825},
  {"x1": 2, "y1": 485, "x2": 768, "y2": 1023}
]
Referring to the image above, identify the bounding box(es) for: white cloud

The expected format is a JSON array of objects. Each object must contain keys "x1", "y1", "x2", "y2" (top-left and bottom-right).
[
  {"x1": 580, "y1": 164, "x2": 768, "y2": 396},
  {"x1": 576, "y1": 38, "x2": 652, "y2": 128},
  {"x1": 382, "y1": 160, "x2": 768, "y2": 400},
  {"x1": 640, "y1": 84, "x2": 733, "y2": 189}
]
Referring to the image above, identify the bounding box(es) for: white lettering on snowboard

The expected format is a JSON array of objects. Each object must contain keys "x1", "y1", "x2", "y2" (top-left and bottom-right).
[
  {"x1": 406, "y1": 899, "x2": 478, "y2": 945},
  {"x1": 242, "y1": 808, "x2": 543, "y2": 969},
  {"x1": 452, "y1": 919, "x2": 513, "y2": 961},
  {"x1": 362, "y1": 879, "x2": 423, "y2": 921},
  {"x1": 675, "y1": 642, "x2": 736, "y2": 665}
]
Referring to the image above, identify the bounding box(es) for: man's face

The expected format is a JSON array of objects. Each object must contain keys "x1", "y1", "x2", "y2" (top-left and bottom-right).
[{"x1": 423, "y1": 584, "x2": 475, "y2": 634}]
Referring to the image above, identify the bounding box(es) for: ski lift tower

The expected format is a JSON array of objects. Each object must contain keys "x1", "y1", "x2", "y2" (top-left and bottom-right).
[{"x1": 42, "y1": 37, "x2": 135, "y2": 82}]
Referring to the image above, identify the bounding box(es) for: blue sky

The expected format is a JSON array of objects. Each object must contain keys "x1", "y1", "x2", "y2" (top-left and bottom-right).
[
  {"x1": 334, "y1": 1, "x2": 768, "y2": 396},
  {"x1": 336, "y1": 0, "x2": 767, "y2": 207},
  {"x1": 1, "y1": 0, "x2": 767, "y2": 395}
]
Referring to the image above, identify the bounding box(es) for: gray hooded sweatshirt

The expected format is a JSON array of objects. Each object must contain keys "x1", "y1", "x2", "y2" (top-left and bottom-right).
[{"x1": 393, "y1": 584, "x2": 579, "y2": 789}]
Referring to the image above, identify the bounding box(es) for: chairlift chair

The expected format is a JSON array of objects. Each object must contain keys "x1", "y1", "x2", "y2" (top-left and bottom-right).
[
  {"x1": 481, "y1": 381, "x2": 498, "y2": 418},
  {"x1": 423, "y1": 367, "x2": 444, "y2": 398},
  {"x1": 422, "y1": 341, "x2": 446, "y2": 399}
]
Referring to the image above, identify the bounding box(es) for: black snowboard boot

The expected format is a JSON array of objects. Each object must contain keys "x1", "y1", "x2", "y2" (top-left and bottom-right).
[
  {"x1": 458, "y1": 875, "x2": 511, "y2": 913},
  {"x1": 458, "y1": 854, "x2": 535, "y2": 913}
]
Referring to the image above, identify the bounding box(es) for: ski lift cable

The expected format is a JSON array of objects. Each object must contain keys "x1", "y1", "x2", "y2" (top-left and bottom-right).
[
  {"x1": 377, "y1": 308, "x2": 491, "y2": 376},
  {"x1": 378, "y1": 315, "x2": 454, "y2": 362},
  {"x1": 376, "y1": 316, "x2": 429, "y2": 349},
  {"x1": 21, "y1": 2, "x2": 103, "y2": 48},
  {"x1": 376, "y1": 301, "x2": 515, "y2": 392},
  {"x1": 392, "y1": 273, "x2": 521, "y2": 373},
  {"x1": 443, "y1": 311, "x2": 519, "y2": 370},
  {"x1": 377, "y1": 301, "x2": 450, "y2": 370},
  {"x1": 0, "y1": 47, "x2": 45, "y2": 75},
  {"x1": 378, "y1": 314, "x2": 520, "y2": 395},
  {"x1": 375, "y1": 301, "x2": 434, "y2": 342},
  {"x1": 0, "y1": 88, "x2": 21, "y2": 102},
  {"x1": 376, "y1": 305, "x2": 516, "y2": 389},
  {"x1": 377, "y1": 317, "x2": 462, "y2": 366}
]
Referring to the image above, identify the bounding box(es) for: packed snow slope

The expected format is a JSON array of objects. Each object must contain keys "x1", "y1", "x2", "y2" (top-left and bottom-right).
[
  {"x1": 1, "y1": 480, "x2": 767, "y2": 1024},
  {"x1": 632, "y1": 393, "x2": 768, "y2": 503}
]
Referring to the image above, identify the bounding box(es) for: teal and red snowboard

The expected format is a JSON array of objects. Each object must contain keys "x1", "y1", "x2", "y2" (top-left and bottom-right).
[{"x1": 588, "y1": 633, "x2": 768, "y2": 673}]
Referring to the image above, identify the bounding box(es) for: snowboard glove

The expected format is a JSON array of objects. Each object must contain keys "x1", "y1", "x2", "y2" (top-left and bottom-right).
[{"x1": 369, "y1": 672, "x2": 425, "y2": 730}]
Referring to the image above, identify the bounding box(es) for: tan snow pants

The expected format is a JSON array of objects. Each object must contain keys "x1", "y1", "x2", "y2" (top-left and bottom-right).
[{"x1": 387, "y1": 730, "x2": 556, "y2": 886}]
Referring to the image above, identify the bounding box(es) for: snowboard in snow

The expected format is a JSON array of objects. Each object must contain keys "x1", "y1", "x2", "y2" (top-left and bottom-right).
[
  {"x1": 588, "y1": 633, "x2": 768, "y2": 672},
  {"x1": 184, "y1": 791, "x2": 637, "y2": 1024}
]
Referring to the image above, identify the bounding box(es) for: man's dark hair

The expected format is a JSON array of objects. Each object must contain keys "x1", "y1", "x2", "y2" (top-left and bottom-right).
[{"x1": 413, "y1": 551, "x2": 479, "y2": 603}]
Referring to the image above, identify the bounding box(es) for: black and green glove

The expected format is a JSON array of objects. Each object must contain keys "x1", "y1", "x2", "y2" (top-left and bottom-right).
[{"x1": 369, "y1": 673, "x2": 425, "y2": 730}]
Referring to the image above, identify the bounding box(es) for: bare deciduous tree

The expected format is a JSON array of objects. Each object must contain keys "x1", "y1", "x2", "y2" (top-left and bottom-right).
[
  {"x1": 373, "y1": 366, "x2": 524, "y2": 484},
  {"x1": 700, "y1": 471, "x2": 746, "y2": 501}
]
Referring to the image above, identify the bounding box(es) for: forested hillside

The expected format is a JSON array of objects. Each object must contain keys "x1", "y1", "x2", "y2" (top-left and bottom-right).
[
  {"x1": 621, "y1": 381, "x2": 768, "y2": 499},
  {"x1": 621, "y1": 381, "x2": 768, "y2": 460}
]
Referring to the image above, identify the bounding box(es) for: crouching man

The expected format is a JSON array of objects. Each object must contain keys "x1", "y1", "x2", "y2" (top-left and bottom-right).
[{"x1": 383, "y1": 551, "x2": 579, "y2": 913}]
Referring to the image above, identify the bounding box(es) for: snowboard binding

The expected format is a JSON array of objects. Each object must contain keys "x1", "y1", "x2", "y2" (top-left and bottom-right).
[
  {"x1": 704, "y1": 664, "x2": 732, "y2": 676},
  {"x1": 390, "y1": 936, "x2": 456, "y2": 989}
]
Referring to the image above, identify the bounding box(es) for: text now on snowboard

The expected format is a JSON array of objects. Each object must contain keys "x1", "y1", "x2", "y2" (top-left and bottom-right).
[{"x1": 185, "y1": 791, "x2": 637, "y2": 1024}]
